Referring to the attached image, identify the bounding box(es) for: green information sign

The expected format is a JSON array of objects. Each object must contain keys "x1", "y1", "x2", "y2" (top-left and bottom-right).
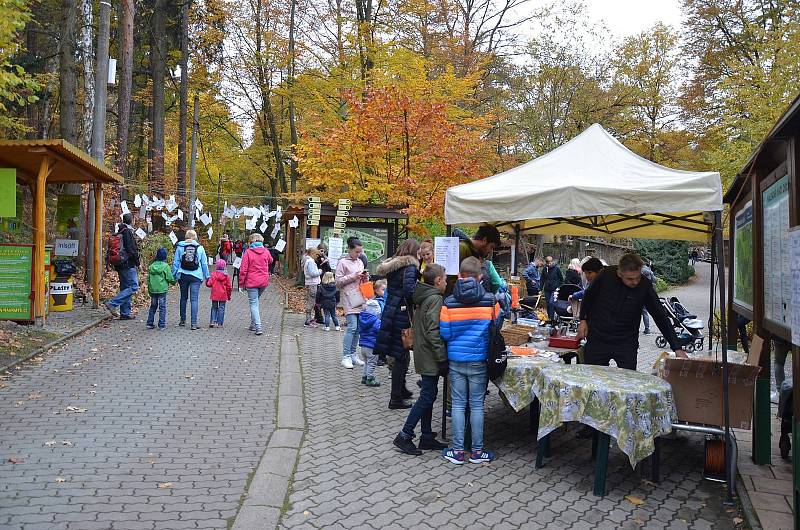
[
  {"x1": 0, "y1": 244, "x2": 34, "y2": 321},
  {"x1": 733, "y1": 201, "x2": 753, "y2": 310},
  {"x1": 56, "y1": 194, "x2": 81, "y2": 234},
  {"x1": 0, "y1": 168, "x2": 16, "y2": 218},
  {"x1": 320, "y1": 225, "x2": 390, "y2": 275}
]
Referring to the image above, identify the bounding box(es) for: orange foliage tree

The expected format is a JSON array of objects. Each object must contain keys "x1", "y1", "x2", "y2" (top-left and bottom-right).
[{"x1": 296, "y1": 86, "x2": 488, "y2": 232}]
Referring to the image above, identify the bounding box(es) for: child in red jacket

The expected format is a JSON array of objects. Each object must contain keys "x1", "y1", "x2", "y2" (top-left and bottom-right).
[{"x1": 206, "y1": 258, "x2": 232, "y2": 328}]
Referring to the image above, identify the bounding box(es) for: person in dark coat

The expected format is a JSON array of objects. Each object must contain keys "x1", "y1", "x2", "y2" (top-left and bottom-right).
[
  {"x1": 374, "y1": 239, "x2": 421, "y2": 409},
  {"x1": 540, "y1": 256, "x2": 563, "y2": 322}
]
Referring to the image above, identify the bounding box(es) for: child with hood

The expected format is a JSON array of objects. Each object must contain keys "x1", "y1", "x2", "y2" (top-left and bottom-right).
[
  {"x1": 315, "y1": 272, "x2": 340, "y2": 331},
  {"x1": 206, "y1": 258, "x2": 232, "y2": 328},
  {"x1": 146, "y1": 247, "x2": 175, "y2": 329},
  {"x1": 359, "y1": 299, "x2": 382, "y2": 387}
]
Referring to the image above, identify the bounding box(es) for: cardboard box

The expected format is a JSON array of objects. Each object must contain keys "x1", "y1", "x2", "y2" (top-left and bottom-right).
[{"x1": 663, "y1": 357, "x2": 760, "y2": 430}]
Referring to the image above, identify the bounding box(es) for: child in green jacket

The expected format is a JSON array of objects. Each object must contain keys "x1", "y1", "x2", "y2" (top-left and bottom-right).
[{"x1": 147, "y1": 247, "x2": 175, "y2": 329}]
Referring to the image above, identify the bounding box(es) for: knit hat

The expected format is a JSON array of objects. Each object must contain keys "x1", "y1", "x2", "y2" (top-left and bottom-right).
[
  {"x1": 216, "y1": 258, "x2": 227, "y2": 270},
  {"x1": 155, "y1": 247, "x2": 167, "y2": 261},
  {"x1": 364, "y1": 299, "x2": 381, "y2": 316}
]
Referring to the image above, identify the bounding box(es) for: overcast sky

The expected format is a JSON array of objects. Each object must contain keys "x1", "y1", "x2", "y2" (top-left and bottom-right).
[{"x1": 585, "y1": 0, "x2": 683, "y2": 37}]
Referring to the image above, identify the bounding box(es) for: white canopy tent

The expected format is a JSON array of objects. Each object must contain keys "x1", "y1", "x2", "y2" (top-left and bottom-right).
[
  {"x1": 445, "y1": 123, "x2": 723, "y2": 240},
  {"x1": 443, "y1": 124, "x2": 736, "y2": 501}
]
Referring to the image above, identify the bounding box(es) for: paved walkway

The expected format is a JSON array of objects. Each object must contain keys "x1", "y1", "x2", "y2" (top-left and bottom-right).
[
  {"x1": 0, "y1": 285, "x2": 284, "y2": 529},
  {"x1": 280, "y1": 310, "x2": 743, "y2": 529}
]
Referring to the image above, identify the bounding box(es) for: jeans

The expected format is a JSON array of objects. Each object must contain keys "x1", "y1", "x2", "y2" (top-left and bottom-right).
[
  {"x1": 179, "y1": 275, "x2": 201, "y2": 326},
  {"x1": 323, "y1": 308, "x2": 339, "y2": 328},
  {"x1": 401, "y1": 375, "x2": 439, "y2": 440},
  {"x1": 641, "y1": 308, "x2": 651, "y2": 332},
  {"x1": 362, "y1": 346, "x2": 378, "y2": 378},
  {"x1": 450, "y1": 361, "x2": 488, "y2": 452},
  {"x1": 146, "y1": 293, "x2": 167, "y2": 328},
  {"x1": 544, "y1": 290, "x2": 556, "y2": 321},
  {"x1": 110, "y1": 267, "x2": 139, "y2": 317},
  {"x1": 305, "y1": 285, "x2": 318, "y2": 321},
  {"x1": 247, "y1": 287, "x2": 266, "y2": 331},
  {"x1": 391, "y1": 350, "x2": 410, "y2": 402},
  {"x1": 343, "y1": 313, "x2": 360, "y2": 359},
  {"x1": 211, "y1": 301, "x2": 227, "y2": 326}
]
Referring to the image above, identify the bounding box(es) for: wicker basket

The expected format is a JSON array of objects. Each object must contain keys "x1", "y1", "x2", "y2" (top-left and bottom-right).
[{"x1": 500, "y1": 324, "x2": 532, "y2": 346}]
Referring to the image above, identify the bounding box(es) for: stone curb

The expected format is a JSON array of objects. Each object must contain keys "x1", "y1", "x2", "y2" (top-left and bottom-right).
[
  {"x1": 736, "y1": 474, "x2": 763, "y2": 530},
  {"x1": 1, "y1": 313, "x2": 112, "y2": 373},
  {"x1": 232, "y1": 318, "x2": 306, "y2": 530}
]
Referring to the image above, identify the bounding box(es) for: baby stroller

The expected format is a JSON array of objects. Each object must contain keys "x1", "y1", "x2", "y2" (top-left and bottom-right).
[
  {"x1": 552, "y1": 284, "x2": 582, "y2": 332},
  {"x1": 655, "y1": 296, "x2": 705, "y2": 352}
]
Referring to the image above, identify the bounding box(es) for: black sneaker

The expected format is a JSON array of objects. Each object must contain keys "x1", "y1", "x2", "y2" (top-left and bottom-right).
[
  {"x1": 393, "y1": 434, "x2": 422, "y2": 455},
  {"x1": 401, "y1": 389, "x2": 414, "y2": 400},
  {"x1": 179, "y1": 321, "x2": 186, "y2": 327},
  {"x1": 388, "y1": 400, "x2": 412, "y2": 410},
  {"x1": 418, "y1": 437, "x2": 447, "y2": 450},
  {"x1": 119, "y1": 315, "x2": 134, "y2": 320}
]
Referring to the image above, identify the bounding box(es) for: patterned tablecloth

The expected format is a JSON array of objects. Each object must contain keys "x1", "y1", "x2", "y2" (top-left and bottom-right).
[{"x1": 495, "y1": 359, "x2": 677, "y2": 466}]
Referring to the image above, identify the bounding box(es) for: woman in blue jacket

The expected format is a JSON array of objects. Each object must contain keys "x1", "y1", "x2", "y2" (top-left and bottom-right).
[{"x1": 172, "y1": 230, "x2": 210, "y2": 329}]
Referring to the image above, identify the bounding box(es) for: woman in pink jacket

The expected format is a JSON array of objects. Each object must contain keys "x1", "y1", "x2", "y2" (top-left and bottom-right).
[
  {"x1": 239, "y1": 233, "x2": 273, "y2": 336},
  {"x1": 335, "y1": 238, "x2": 368, "y2": 369}
]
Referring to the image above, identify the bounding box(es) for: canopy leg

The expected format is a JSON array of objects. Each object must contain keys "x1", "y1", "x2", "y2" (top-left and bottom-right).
[
  {"x1": 92, "y1": 183, "x2": 102, "y2": 308},
  {"x1": 714, "y1": 211, "x2": 733, "y2": 503}
]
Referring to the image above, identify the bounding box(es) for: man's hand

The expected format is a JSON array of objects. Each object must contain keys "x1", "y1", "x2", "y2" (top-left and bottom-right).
[
  {"x1": 576, "y1": 320, "x2": 588, "y2": 341},
  {"x1": 674, "y1": 349, "x2": 688, "y2": 358}
]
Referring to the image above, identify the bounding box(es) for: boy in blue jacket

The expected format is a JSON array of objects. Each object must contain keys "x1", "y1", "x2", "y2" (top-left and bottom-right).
[
  {"x1": 359, "y1": 299, "x2": 382, "y2": 387},
  {"x1": 440, "y1": 256, "x2": 501, "y2": 465}
]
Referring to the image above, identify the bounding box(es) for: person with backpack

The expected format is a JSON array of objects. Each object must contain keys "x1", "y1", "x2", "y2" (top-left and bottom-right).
[
  {"x1": 233, "y1": 239, "x2": 244, "y2": 258},
  {"x1": 172, "y1": 229, "x2": 210, "y2": 330},
  {"x1": 105, "y1": 213, "x2": 141, "y2": 320},
  {"x1": 218, "y1": 234, "x2": 233, "y2": 263}
]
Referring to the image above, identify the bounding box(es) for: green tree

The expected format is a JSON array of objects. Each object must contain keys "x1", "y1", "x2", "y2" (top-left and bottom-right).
[{"x1": 0, "y1": 0, "x2": 38, "y2": 133}]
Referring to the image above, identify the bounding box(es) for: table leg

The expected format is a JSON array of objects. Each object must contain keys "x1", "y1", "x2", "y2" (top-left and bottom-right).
[
  {"x1": 535, "y1": 433, "x2": 549, "y2": 469},
  {"x1": 593, "y1": 432, "x2": 610, "y2": 497},
  {"x1": 441, "y1": 375, "x2": 448, "y2": 440},
  {"x1": 591, "y1": 430, "x2": 598, "y2": 461},
  {"x1": 651, "y1": 437, "x2": 661, "y2": 483},
  {"x1": 530, "y1": 397, "x2": 540, "y2": 434}
]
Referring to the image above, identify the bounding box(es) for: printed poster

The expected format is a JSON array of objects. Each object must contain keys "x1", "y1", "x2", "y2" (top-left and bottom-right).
[
  {"x1": 762, "y1": 175, "x2": 790, "y2": 327},
  {"x1": 733, "y1": 201, "x2": 753, "y2": 310}
]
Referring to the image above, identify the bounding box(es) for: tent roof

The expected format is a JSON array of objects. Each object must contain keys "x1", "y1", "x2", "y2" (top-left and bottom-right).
[
  {"x1": 445, "y1": 124, "x2": 723, "y2": 241},
  {"x1": 0, "y1": 139, "x2": 122, "y2": 185}
]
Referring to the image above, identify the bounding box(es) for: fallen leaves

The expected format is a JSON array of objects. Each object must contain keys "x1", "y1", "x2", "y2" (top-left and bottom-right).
[
  {"x1": 733, "y1": 517, "x2": 743, "y2": 525},
  {"x1": 157, "y1": 482, "x2": 172, "y2": 489},
  {"x1": 55, "y1": 477, "x2": 66, "y2": 483},
  {"x1": 184, "y1": 374, "x2": 194, "y2": 380},
  {"x1": 7, "y1": 457, "x2": 24, "y2": 464},
  {"x1": 624, "y1": 495, "x2": 645, "y2": 506},
  {"x1": 65, "y1": 406, "x2": 87, "y2": 413}
]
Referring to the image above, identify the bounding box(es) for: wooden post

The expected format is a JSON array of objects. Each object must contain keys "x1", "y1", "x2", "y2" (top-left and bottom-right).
[
  {"x1": 33, "y1": 157, "x2": 50, "y2": 326},
  {"x1": 92, "y1": 183, "x2": 103, "y2": 307}
]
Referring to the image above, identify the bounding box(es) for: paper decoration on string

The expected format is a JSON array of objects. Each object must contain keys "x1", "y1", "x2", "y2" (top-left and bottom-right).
[
  {"x1": 162, "y1": 212, "x2": 178, "y2": 226},
  {"x1": 245, "y1": 218, "x2": 256, "y2": 230},
  {"x1": 165, "y1": 196, "x2": 177, "y2": 212},
  {"x1": 121, "y1": 201, "x2": 130, "y2": 215},
  {"x1": 259, "y1": 221, "x2": 268, "y2": 232},
  {"x1": 207, "y1": 227, "x2": 213, "y2": 239},
  {"x1": 139, "y1": 206, "x2": 146, "y2": 219},
  {"x1": 289, "y1": 216, "x2": 299, "y2": 228},
  {"x1": 168, "y1": 231, "x2": 178, "y2": 245},
  {"x1": 195, "y1": 208, "x2": 201, "y2": 220},
  {"x1": 114, "y1": 223, "x2": 120, "y2": 233},
  {"x1": 271, "y1": 225, "x2": 280, "y2": 239},
  {"x1": 134, "y1": 194, "x2": 142, "y2": 208},
  {"x1": 194, "y1": 198, "x2": 204, "y2": 211},
  {"x1": 307, "y1": 196, "x2": 321, "y2": 226},
  {"x1": 259, "y1": 205, "x2": 269, "y2": 219},
  {"x1": 135, "y1": 228, "x2": 147, "y2": 240},
  {"x1": 275, "y1": 239, "x2": 286, "y2": 252},
  {"x1": 177, "y1": 209, "x2": 184, "y2": 221},
  {"x1": 200, "y1": 213, "x2": 212, "y2": 226}
]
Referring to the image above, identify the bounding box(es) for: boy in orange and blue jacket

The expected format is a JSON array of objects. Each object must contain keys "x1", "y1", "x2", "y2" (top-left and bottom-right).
[{"x1": 439, "y1": 256, "x2": 501, "y2": 465}]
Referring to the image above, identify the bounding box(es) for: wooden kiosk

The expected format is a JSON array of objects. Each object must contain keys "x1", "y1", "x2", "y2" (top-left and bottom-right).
[
  {"x1": 724, "y1": 94, "x2": 800, "y2": 520},
  {"x1": 0, "y1": 140, "x2": 122, "y2": 325}
]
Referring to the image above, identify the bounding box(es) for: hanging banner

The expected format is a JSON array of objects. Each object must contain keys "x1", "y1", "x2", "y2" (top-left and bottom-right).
[
  {"x1": 0, "y1": 244, "x2": 34, "y2": 321},
  {"x1": 0, "y1": 169, "x2": 17, "y2": 218}
]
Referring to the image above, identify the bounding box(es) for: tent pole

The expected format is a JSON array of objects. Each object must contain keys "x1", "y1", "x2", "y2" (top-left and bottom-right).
[
  {"x1": 714, "y1": 210, "x2": 734, "y2": 503},
  {"x1": 513, "y1": 224, "x2": 520, "y2": 275},
  {"x1": 708, "y1": 230, "x2": 715, "y2": 352}
]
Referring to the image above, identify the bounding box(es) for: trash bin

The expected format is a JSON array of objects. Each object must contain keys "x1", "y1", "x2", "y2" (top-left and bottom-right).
[{"x1": 50, "y1": 259, "x2": 77, "y2": 312}]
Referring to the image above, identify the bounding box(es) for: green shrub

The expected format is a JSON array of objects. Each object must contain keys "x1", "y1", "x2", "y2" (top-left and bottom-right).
[
  {"x1": 139, "y1": 233, "x2": 174, "y2": 267},
  {"x1": 634, "y1": 239, "x2": 695, "y2": 285},
  {"x1": 655, "y1": 277, "x2": 668, "y2": 293}
]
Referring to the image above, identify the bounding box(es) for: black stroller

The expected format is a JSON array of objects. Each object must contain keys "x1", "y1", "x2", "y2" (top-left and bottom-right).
[
  {"x1": 655, "y1": 296, "x2": 705, "y2": 352},
  {"x1": 552, "y1": 284, "x2": 582, "y2": 331}
]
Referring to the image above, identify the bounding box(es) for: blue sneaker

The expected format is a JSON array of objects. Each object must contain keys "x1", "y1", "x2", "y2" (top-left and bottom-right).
[
  {"x1": 469, "y1": 449, "x2": 494, "y2": 464},
  {"x1": 442, "y1": 448, "x2": 466, "y2": 465}
]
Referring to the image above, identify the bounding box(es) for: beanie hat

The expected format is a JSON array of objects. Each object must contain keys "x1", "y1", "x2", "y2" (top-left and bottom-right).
[
  {"x1": 364, "y1": 299, "x2": 381, "y2": 316},
  {"x1": 216, "y1": 258, "x2": 227, "y2": 270},
  {"x1": 155, "y1": 247, "x2": 167, "y2": 261}
]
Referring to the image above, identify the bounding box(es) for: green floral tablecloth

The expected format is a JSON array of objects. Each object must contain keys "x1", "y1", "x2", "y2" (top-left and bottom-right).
[{"x1": 496, "y1": 359, "x2": 677, "y2": 466}]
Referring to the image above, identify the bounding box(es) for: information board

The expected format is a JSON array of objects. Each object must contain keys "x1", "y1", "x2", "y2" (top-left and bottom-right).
[
  {"x1": 733, "y1": 201, "x2": 753, "y2": 310},
  {"x1": 321, "y1": 226, "x2": 389, "y2": 275},
  {"x1": 762, "y1": 175, "x2": 791, "y2": 328},
  {"x1": 789, "y1": 227, "x2": 800, "y2": 346},
  {"x1": 0, "y1": 244, "x2": 34, "y2": 321}
]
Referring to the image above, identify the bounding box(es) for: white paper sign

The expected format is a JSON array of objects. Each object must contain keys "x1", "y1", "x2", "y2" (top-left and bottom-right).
[
  {"x1": 270, "y1": 225, "x2": 280, "y2": 239},
  {"x1": 275, "y1": 239, "x2": 286, "y2": 252},
  {"x1": 121, "y1": 201, "x2": 130, "y2": 215},
  {"x1": 305, "y1": 238, "x2": 321, "y2": 250},
  {"x1": 327, "y1": 237, "x2": 343, "y2": 269},
  {"x1": 194, "y1": 198, "x2": 204, "y2": 211},
  {"x1": 233, "y1": 257, "x2": 242, "y2": 269},
  {"x1": 790, "y1": 227, "x2": 800, "y2": 346},
  {"x1": 169, "y1": 231, "x2": 178, "y2": 246},
  {"x1": 114, "y1": 223, "x2": 120, "y2": 233},
  {"x1": 207, "y1": 227, "x2": 213, "y2": 239},
  {"x1": 245, "y1": 218, "x2": 256, "y2": 230},
  {"x1": 434, "y1": 237, "x2": 460, "y2": 275},
  {"x1": 200, "y1": 213, "x2": 212, "y2": 226},
  {"x1": 177, "y1": 209, "x2": 184, "y2": 221},
  {"x1": 289, "y1": 216, "x2": 299, "y2": 228},
  {"x1": 135, "y1": 228, "x2": 147, "y2": 240},
  {"x1": 134, "y1": 194, "x2": 142, "y2": 208},
  {"x1": 260, "y1": 221, "x2": 268, "y2": 232},
  {"x1": 54, "y1": 239, "x2": 79, "y2": 256}
]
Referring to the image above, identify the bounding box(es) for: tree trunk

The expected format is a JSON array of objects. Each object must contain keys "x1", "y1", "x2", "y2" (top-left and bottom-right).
[
  {"x1": 79, "y1": 0, "x2": 93, "y2": 150},
  {"x1": 264, "y1": 96, "x2": 287, "y2": 195},
  {"x1": 287, "y1": 0, "x2": 299, "y2": 193},
  {"x1": 177, "y1": 0, "x2": 189, "y2": 199},
  {"x1": 149, "y1": 0, "x2": 166, "y2": 194},
  {"x1": 59, "y1": 0, "x2": 78, "y2": 144},
  {"x1": 117, "y1": 0, "x2": 134, "y2": 180}
]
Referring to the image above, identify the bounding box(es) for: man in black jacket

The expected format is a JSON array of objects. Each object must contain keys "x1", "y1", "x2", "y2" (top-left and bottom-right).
[
  {"x1": 105, "y1": 213, "x2": 141, "y2": 319},
  {"x1": 577, "y1": 253, "x2": 685, "y2": 370},
  {"x1": 540, "y1": 256, "x2": 563, "y2": 322}
]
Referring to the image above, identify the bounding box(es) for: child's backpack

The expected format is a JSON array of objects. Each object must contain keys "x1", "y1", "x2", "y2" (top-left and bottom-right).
[
  {"x1": 180, "y1": 243, "x2": 200, "y2": 271},
  {"x1": 233, "y1": 240, "x2": 243, "y2": 255},
  {"x1": 221, "y1": 240, "x2": 232, "y2": 255},
  {"x1": 107, "y1": 232, "x2": 129, "y2": 267}
]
